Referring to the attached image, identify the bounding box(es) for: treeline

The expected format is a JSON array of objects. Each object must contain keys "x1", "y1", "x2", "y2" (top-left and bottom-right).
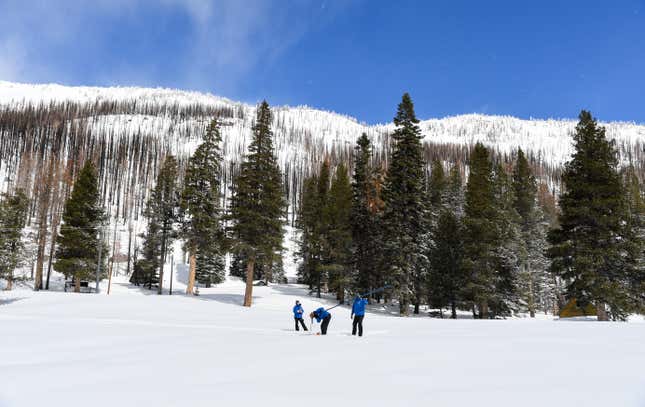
[
  {"x1": 295, "y1": 95, "x2": 644, "y2": 320},
  {"x1": 0, "y1": 94, "x2": 643, "y2": 320}
]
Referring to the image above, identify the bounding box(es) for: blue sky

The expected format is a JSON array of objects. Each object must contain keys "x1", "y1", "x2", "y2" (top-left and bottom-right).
[{"x1": 1, "y1": 0, "x2": 644, "y2": 124}]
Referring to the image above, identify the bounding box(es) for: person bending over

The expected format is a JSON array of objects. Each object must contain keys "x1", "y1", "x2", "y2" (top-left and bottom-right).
[{"x1": 310, "y1": 307, "x2": 331, "y2": 335}]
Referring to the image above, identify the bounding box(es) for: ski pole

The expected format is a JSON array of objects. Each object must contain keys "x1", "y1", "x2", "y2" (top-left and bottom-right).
[{"x1": 325, "y1": 285, "x2": 392, "y2": 312}]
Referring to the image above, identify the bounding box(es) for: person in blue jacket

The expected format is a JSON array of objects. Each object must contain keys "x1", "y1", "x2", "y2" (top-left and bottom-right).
[
  {"x1": 351, "y1": 295, "x2": 368, "y2": 336},
  {"x1": 293, "y1": 300, "x2": 308, "y2": 331},
  {"x1": 310, "y1": 307, "x2": 332, "y2": 335}
]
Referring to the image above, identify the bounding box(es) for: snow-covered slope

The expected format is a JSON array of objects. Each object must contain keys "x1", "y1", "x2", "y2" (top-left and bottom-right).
[
  {"x1": 1, "y1": 80, "x2": 644, "y2": 227},
  {"x1": 1, "y1": 276, "x2": 644, "y2": 407},
  {"x1": 2, "y1": 80, "x2": 644, "y2": 171}
]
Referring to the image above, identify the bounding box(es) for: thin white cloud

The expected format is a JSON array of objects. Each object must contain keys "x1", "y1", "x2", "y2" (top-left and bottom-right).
[{"x1": 0, "y1": 0, "x2": 355, "y2": 95}]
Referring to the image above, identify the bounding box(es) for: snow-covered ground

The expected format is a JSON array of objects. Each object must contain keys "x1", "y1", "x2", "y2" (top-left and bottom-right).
[{"x1": 1, "y1": 273, "x2": 644, "y2": 407}]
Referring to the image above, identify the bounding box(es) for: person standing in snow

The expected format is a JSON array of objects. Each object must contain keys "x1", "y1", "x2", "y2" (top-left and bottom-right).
[
  {"x1": 351, "y1": 295, "x2": 368, "y2": 336},
  {"x1": 293, "y1": 300, "x2": 308, "y2": 331},
  {"x1": 310, "y1": 307, "x2": 332, "y2": 335}
]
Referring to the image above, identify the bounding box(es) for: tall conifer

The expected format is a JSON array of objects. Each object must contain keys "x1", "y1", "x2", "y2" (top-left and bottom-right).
[
  {"x1": 54, "y1": 161, "x2": 106, "y2": 292},
  {"x1": 548, "y1": 111, "x2": 635, "y2": 320},
  {"x1": 382, "y1": 93, "x2": 426, "y2": 315},
  {"x1": 229, "y1": 101, "x2": 286, "y2": 307}
]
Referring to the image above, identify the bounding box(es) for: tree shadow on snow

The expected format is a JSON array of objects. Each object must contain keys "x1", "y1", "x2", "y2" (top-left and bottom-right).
[
  {"x1": 196, "y1": 293, "x2": 261, "y2": 307},
  {"x1": 0, "y1": 297, "x2": 25, "y2": 306}
]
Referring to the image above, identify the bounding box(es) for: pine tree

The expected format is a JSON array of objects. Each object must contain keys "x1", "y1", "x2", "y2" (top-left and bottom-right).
[
  {"x1": 462, "y1": 143, "x2": 498, "y2": 318},
  {"x1": 295, "y1": 161, "x2": 331, "y2": 297},
  {"x1": 54, "y1": 161, "x2": 107, "y2": 292},
  {"x1": 324, "y1": 163, "x2": 353, "y2": 303},
  {"x1": 512, "y1": 149, "x2": 553, "y2": 317},
  {"x1": 428, "y1": 208, "x2": 465, "y2": 318},
  {"x1": 181, "y1": 119, "x2": 226, "y2": 291},
  {"x1": 548, "y1": 111, "x2": 636, "y2": 320},
  {"x1": 382, "y1": 93, "x2": 426, "y2": 315},
  {"x1": 351, "y1": 134, "x2": 383, "y2": 297},
  {"x1": 490, "y1": 162, "x2": 521, "y2": 316},
  {"x1": 296, "y1": 174, "x2": 320, "y2": 290},
  {"x1": 428, "y1": 159, "x2": 446, "y2": 213},
  {"x1": 229, "y1": 101, "x2": 286, "y2": 307},
  {"x1": 622, "y1": 166, "x2": 644, "y2": 313},
  {"x1": 130, "y1": 218, "x2": 161, "y2": 289},
  {"x1": 445, "y1": 164, "x2": 465, "y2": 218},
  {"x1": 152, "y1": 156, "x2": 180, "y2": 294},
  {"x1": 0, "y1": 189, "x2": 29, "y2": 290}
]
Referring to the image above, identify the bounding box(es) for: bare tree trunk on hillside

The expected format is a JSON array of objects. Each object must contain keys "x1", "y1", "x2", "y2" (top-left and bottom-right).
[
  {"x1": 34, "y1": 159, "x2": 55, "y2": 291},
  {"x1": 126, "y1": 223, "x2": 133, "y2": 276},
  {"x1": 243, "y1": 256, "x2": 255, "y2": 307},
  {"x1": 45, "y1": 208, "x2": 60, "y2": 290},
  {"x1": 157, "y1": 228, "x2": 168, "y2": 295},
  {"x1": 186, "y1": 251, "x2": 196, "y2": 295},
  {"x1": 45, "y1": 161, "x2": 64, "y2": 290}
]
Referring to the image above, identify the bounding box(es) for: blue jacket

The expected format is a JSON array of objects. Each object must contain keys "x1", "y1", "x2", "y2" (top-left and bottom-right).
[
  {"x1": 352, "y1": 298, "x2": 367, "y2": 316},
  {"x1": 293, "y1": 304, "x2": 305, "y2": 319},
  {"x1": 312, "y1": 307, "x2": 330, "y2": 322}
]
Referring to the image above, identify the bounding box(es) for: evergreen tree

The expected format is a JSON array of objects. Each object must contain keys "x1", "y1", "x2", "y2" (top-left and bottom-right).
[
  {"x1": 622, "y1": 166, "x2": 644, "y2": 313},
  {"x1": 315, "y1": 160, "x2": 332, "y2": 296},
  {"x1": 295, "y1": 161, "x2": 331, "y2": 297},
  {"x1": 324, "y1": 163, "x2": 353, "y2": 303},
  {"x1": 130, "y1": 217, "x2": 161, "y2": 289},
  {"x1": 351, "y1": 134, "x2": 384, "y2": 298},
  {"x1": 548, "y1": 111, "x2": 636, "y2": 320},
  {"x1": 181, "y1": 119, "x2": 226, "y2": 291},
  {"x1": 152, "y1": 156, "x2": 180, "y2": 294},
  {"x1": 382, "y1": 93, "x2": 426, "y2": 315},
  {"x1": 54, "y1": 161, "x2": 107, "y2": 292},
  {"x1": 296, "y1": 174, "x2": 320, "y2": 290},
  {"x1": 428, "y1": 208, "x2": 465, "y2": 318},
  {"x1": 512, "y1": 149, "x2": 553, "y2": 317},
  {"x1": 462, "y1": 143, "x2": 498, "y2": 318},
  {"x1": 445, "y1": 164, "x2": 465, "y2": 218},
  {"x1": 229, "y1": 101, "x2": 286, "y2": 307},
  {"x1": 428, "y1": 159, "x2": 446, "y2": 214},
  {"x1": 0, "y1": 189, "x2": 29, "y2": 290},
  {"x1": 490, "y1": 162, "x2": 521, "y2": 316}
]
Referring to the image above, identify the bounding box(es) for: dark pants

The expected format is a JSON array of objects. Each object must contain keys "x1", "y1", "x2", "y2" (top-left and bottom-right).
[
  {"x1": 320, "y1": 315, "x2": 331, "y2": 335},
  {"x1": 295, "y1": 317, "x2": 308, "y2": 331},
  {"x1": 352, "y1": 315, "x2": 364, "y2": 336}
]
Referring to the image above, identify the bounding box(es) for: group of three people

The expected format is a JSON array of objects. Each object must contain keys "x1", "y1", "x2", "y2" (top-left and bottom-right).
[{"x1": 292, "y1": 296, "x2": 368, "y2": 336}]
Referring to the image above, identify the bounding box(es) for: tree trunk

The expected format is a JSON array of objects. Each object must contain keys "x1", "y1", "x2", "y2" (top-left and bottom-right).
[
  {"x1": 243, "y1": 256, "x2": 255, "y2": 307},
  {"x1": 74, "y1": 277, "x2": 80, "y2": 293},
  {"x1": 451, "y1": 301, "x2": 457, "y2": 319},
  {"x1": 126, "y1": 224, "x2": 133, "y2": 276},
  {"x1": 6, "y1": 271, "x2": 13, "y2": 290},
  {"x1": 158, "y1": 229, "x2": 167, "y2": 295},
  {"x1": 34, "y1": 158, "x2": 54, "y2": 291},
  {"x1": 413, "y1": 302, "x2": 420, "y2": 314},
  {"x1": 528, "y1": 264, "x2": 536, "y2": 318},
  {"x1": 480, "y1": 301, "x2": 489, "y2": 319},
  {"x1": 186, "y1": 251, "x2": 196, "y2": 295},
  {"x1": 596, "y1": 302, "x2": 609, "y2": 321},
  {"x1": 108, "y1": 221, "x2": 118, "y2": 278},
  {"x1": 265, "y1": 255, "x2": 273, "y2": 286},
  {"x1": 34, "y1": 216, "x2": 47, "y2": 291}
]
